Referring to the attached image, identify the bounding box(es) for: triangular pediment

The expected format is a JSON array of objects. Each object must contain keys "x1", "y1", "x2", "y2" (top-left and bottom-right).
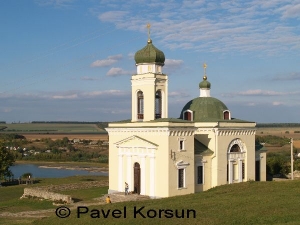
[{"x1": 115, "y1": 135, "x2": 158, "y2": 148}]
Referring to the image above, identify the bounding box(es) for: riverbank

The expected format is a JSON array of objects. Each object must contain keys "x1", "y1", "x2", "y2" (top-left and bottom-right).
[{"x1": 14, "y1": 160, "x2": 109, "y2": 173}]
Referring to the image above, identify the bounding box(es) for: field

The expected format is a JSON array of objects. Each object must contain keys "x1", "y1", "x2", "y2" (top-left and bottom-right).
[
  {"x1": 1, "y1": 123, "x2": 106, "y2": 134},
  {"x1": 256, "y1": 127, "x2": 300, "y2": 139},
  {"x1": 1, "y1": 178, "x2": 300, "y2": 224},
  {"x1": 256, "y1": 127, "x2": 300, "y2": 153},
  {"x1": 21, "y1": 133, "x2": 108, "y2": 141}
]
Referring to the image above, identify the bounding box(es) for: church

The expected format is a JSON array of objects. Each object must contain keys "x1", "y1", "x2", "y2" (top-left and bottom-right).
[{"x1": 106, "y1": 30, "x2": 266, "y2": 198}]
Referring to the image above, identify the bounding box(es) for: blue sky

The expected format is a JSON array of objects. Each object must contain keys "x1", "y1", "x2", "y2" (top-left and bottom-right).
[{"x1": 0, "y1": 0, "x2": 300, "y2": 123}]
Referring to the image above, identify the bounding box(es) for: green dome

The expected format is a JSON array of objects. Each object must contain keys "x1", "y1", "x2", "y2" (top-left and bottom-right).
[
  {"x1": 199, "y1": 80, "x2": 211, "y2": 89},
  {"x1": 180, "y1": 97, "x2": 228, "y2": 121},
  {"x1": 199, "y1": 75, "x2": 211, "y2": 88},
  {"x1": 134, "y1": 40, "x2": 165, "y2": 64}
]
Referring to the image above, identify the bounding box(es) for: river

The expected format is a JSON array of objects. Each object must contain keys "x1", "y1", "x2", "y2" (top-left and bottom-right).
[{"x1": 10, "y1": 164, "x2": 108, "y2": 178}]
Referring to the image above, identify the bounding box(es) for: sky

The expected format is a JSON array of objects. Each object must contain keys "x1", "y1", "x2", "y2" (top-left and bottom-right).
[{"x1": 0, "y1": 0, "x2": 300, "y2": 123}]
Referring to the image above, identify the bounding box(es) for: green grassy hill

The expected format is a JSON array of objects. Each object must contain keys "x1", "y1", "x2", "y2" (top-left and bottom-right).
[{"x1": 4, "y1": 180, "x2": 297, "y2": 225}]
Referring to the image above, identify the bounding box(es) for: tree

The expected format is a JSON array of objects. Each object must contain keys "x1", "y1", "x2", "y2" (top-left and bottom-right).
[{"x1": 0, "y1": 142, "x2": 15, "y2": 180}]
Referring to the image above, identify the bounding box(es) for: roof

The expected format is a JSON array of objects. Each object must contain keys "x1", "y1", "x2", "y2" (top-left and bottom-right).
[
  {"x1": 180, "y1": 97, "x2": 228, "y2": 121},
  {"x1": 194, "y1": 139, "x2": 214, "y2": 155},
  {"x1": 134, "y1": 40, "x2": 165, "y2": 64}
]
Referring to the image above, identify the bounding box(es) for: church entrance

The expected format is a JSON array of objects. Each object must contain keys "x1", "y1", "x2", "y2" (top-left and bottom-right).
[
  {"x1": 134, "y1": 162, "x2": 141, "y2": 194},
  {"x1": 227, "y1": 139, "x2": 246, "y2": 184}
]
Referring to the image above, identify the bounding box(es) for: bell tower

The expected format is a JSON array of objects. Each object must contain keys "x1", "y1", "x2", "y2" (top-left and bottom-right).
[{"x1": 131, "y1": 24, "x2": 168, "y2": 122}]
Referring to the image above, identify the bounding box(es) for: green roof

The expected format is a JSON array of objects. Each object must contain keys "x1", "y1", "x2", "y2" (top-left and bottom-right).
[
  {"x1": 150, "y1": 118, "x2": 192, "y2": 123},
  {"x1": 134, "y1": 40, "x2": 165, "y2": 64},
  {"x1": 194, "y1": 139, "x2": 213, "y2": 155},
  {"x1": 180, "y1": 97, "x2": 228, "y2": 121}
]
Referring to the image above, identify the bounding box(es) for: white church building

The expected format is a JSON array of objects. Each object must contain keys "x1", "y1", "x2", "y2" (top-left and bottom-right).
[{"x1": 106, "y1": 33, "x2": 266, "y2": 198}]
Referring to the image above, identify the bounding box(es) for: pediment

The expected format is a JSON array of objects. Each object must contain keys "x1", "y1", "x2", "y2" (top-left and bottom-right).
[{"x1": 114, "y1": 135, "x2": 158, "y2": 148}]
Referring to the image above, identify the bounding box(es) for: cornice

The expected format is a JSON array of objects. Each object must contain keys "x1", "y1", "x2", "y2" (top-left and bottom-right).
[
  {"x1": 213, "y1": 128, "x2": 256, "y2": 136},
  {"x1": 106, "y1": 127, "x2": 196, "y2": 136}
]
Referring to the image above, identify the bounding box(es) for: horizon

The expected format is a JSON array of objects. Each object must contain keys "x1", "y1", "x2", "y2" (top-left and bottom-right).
[{"x1": 1, "y1": 1, "x2": 300, "y2": 123}]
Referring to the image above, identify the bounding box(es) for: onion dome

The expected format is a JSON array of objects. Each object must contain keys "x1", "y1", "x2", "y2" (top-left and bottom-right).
[
  {"x1": 134, "y1": 39, "x2": 165, "y2": 65},
  {"x1": 199, "y1": 75, "x2": 211, "y2": 89}
]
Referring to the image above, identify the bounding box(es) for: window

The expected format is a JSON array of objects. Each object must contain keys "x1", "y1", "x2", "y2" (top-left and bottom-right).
[
  {"x1": 230, "y1": 144, "x2": 241, "y2": 153},
  {"x1": 197, "y1": 166, "x2": 203, "y2": 184},
  {"x1": 178, "y1": 168, "x2": 184, "y2": 188},
  {"x1": 176, "y1": 161, "x2": 189, "y2": 189},
  {"x1": 223, "y1": 110, "x2": 230, "y2": 120},
  {"x1": 179, "y1": 140, "x2": 184, "y2": 150},
  {"x1": 242, "y1": 162, "x2": 245, "y2": 179},
  {"x1": 155, "y1": 91, "x2": 162, "y2": 119},
  {"x1": 183, "y1": 110, "x2": 193, "y2": 121},
  {"x1": 137, "y1": 91, "x2": 144, "y2": 119}
]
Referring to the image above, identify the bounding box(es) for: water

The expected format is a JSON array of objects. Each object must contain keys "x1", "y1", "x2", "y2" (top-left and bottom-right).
[{"x1": 10, "y1": 164, "x2": 108, "y2": 179}]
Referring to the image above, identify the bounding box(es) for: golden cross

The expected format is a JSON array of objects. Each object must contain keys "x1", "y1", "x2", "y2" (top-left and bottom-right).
[
  {"x1": 147, "y1": 23, "x2": 151, "y2": 41},
  {"x1": 203, "y1": 62, "x2": 207, "y2": 75}
]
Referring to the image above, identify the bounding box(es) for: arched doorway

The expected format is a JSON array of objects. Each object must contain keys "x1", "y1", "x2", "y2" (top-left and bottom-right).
[
  {"x1": 227, "y1": 139, "x2": 245, "y2": 184},
  {"x1": 134, "y1": 162, "x2": 141, "y2": 194}
]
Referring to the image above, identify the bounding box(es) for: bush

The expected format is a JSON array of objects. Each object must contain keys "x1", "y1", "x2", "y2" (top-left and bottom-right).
[
  {"x1": 22, "y1": 172, "x2": 32, "y2": 179},
  {"x1": 267, "y1": 153, "x2": 289, "y2": 175}
]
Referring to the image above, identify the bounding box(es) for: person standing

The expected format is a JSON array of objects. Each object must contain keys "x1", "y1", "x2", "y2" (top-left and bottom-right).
[
  {"x1": 106, "y1": 196, "x2": 111, "y2": 203},
  {"x1": 125, "y1": 182, "x2": 129, "y2": 195}
]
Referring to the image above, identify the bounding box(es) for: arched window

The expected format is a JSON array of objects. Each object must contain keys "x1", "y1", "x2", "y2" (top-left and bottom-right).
[
  {"x1": 223, "y1": 110, "x2": 230, "y2": 120},
  {"x1": 137, "y1": 91, "x2": 144, "y2": 119},
  {"x1": 183, "y1": 110, "x2": 193, "y2": 121},
  {"x1": 155, "y1": 91, "x2": 162, "y2": 119},
  {"x1": 230, "y1": 144, "x2": 241, "y2": 153}
]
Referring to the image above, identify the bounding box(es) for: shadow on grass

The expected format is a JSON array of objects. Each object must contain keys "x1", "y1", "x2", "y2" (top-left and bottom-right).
[
  {"x1": 72, "y1": 198, "x2": 83, "y2": 203},
  {"x1": 1, "y1": 179, "x2": 42, "y2": 186},
  {"x1": 80, "y1": 178, "x2": 95, "y2": 181}
]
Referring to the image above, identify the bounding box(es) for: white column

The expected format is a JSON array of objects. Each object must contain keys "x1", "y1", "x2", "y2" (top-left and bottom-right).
[
  {"x1": 127, "y1": 155, "x2": 132, "y2": 192},
  {"x1": 238, "y1": 159, "x2": 243, "y2": 182},
  {"x1": 140, "y1": 156, "x2": 146, "y2": 195},
  {"x1": 118, "y1": 153, "x2": 123, "y2": 192},
  {"x1": 228, "y1": 160, "x2": 233, "y2": 184},
  {"x1": 202, "y1": 162, "x2": 206, "y2": 185},
  {"x1": 149, "y1": 156, "x2": 155, "y2": 197}
]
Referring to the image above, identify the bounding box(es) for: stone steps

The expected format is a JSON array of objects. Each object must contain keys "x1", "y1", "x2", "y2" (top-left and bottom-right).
[{"x1": 95, "y1": 192, "x2": 150, "y2": 204}]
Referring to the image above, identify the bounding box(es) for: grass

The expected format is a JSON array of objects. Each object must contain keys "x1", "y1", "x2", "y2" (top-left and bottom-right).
[
  {"x1": 2, "y1": 177, "x2": 300, "y2": 224},
  {"x1": 0, "y1": 176, "x2": 108, "y2": 212},
  {"x1": 59, "y1": 186, "x2": 108, "y2": 202},
  {"x1": 21, "y1": 180, "x2": 300, "y2": 225}
]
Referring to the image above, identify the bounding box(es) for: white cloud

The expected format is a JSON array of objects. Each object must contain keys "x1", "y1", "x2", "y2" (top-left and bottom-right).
[
  {"x1": 273, "y1": 101, "x2": 284, "y2": 106},
  {"x1": 82, "y1": 90, "x2": 128, "y2": 97},
  {"x1": 52, "y1": 94, "x2": 78, "y2": 99},
  {"x1": 279, "y1": 3, "x2": 300, "y2": 18},
  {"x1": 1, "y1": 108, "x2": 12, "y2": 113},
  {"x1": 91, "y1": 54, "x2": 122, "y2": 67},
  {"x1": 165, "y1": 59, "x2": 183, "y2": 68},
  {"x1": 80, "y1": 76, "x2": 99, "y2": 81},
  {"x1": 98, "y1": 11, "x2": 128, "y2": 22},
  {"x1": 169, "y1": 91, "x2": 189, "y2": 98},
  {"x1": 222, "y1": 89, "x2": 300, "y2": 97},
  {"x1": 35, "y1": 0, "x2": 74, "y2": 8},
  {"x1": 106, "y1": 67, "x2": 133, "y2": 77},
  {"x1": 97, "y1": 0, "x2": 300, "y2": 55},
  {"x1": 273, "y1": 72, "x2": 300, "y2": 81}
]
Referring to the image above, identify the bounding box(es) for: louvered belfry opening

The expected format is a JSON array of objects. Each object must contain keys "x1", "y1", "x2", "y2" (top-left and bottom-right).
[{"x1": 137, "y1": 91, "x2": 144, "y2": 119}]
